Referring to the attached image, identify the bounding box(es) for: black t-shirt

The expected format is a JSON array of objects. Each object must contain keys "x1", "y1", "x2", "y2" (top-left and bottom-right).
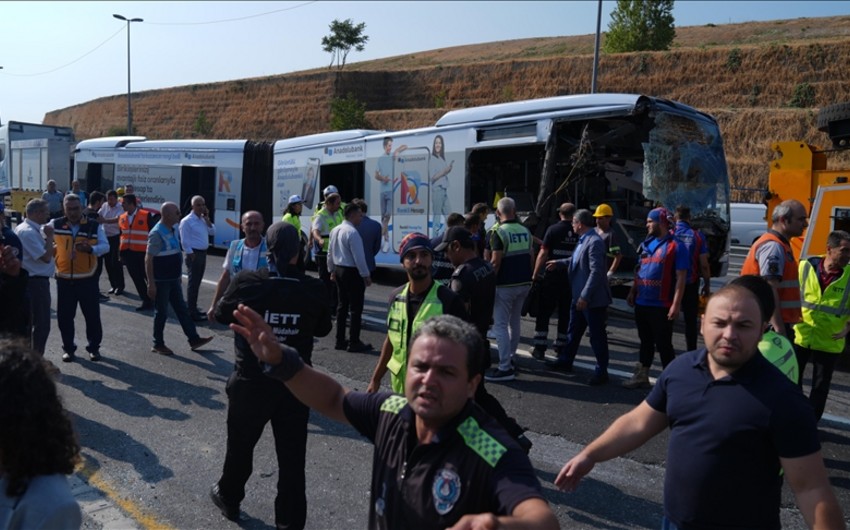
[
  {"x1": 542, "y1": 219, "x2": 578, "y2": 260},
  {"x1": 450, "y1": 256, "x2": 496, "y2": 338},
  {"x1": 215, "y1": 265, "x2": 332, "y2": 377},
  {"x1": 343, "y1": 392, "x2": 544, "y2": 529}
]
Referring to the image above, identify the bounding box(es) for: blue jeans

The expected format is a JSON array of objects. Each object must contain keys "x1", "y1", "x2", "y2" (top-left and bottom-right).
[
  {"x1": 558, "y1": 304, "x2": 609, "y2": 374},
  {"x1": 153, "y1": 278, "x2": 200, "y2": 347}
]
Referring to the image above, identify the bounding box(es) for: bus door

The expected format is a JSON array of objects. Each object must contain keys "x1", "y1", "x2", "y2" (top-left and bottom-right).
[
  {"x1": 319, "y1": 161, "x2": 365, "y2": 206},
  {"x1": 180, "y1": 166, "x2": 216, "y2": 219},
  {"x1": 391, "y1": 147, "x2": 430, "y2": 252}
]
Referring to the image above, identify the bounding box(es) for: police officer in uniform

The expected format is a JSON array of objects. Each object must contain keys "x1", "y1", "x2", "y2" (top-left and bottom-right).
[
  {"x1": 311, "y1": 186, "x2": 343, "y2": 316},
  {"x1": 210, "y1": 222, "x2": 331, "y2": 528}
]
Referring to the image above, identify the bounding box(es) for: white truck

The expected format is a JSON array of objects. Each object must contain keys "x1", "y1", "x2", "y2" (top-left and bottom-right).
[{"x1": 0, "y1": 121, "x2": 75, "y2": 222}]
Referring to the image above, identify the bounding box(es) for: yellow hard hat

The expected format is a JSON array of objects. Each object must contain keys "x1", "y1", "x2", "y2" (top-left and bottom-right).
[
  {"x1": 593, "y1": 203, "x2": 614, "y2": 217},
  {"x1": 117, "y1": 187, "x2": 126, "y2": 196}
]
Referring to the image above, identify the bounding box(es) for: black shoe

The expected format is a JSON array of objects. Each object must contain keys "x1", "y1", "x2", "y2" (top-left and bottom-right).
[
  {"x1": 347, "y1": 341, "x2": 372, "y2": 353},
  {"x1": 192, "y1": 312, "x2": 207, "y2": 322},
  {"x1": 114, "y1": 288, "x2": 125, "y2": 296},
  {"x1": 588, "y1": 372, "x2": 610, "y2": 386},
  {"x1": 544, "y1": 359, "x2": 573, "y2": 373},
  {"x1": 99, "y1": 293, "x2": 110, "y2": 303},
  {"x1": 136, "y1": 304, "x2": 154, "y2": 312},
  {"x1": 531, "y1": 347, "x2": 547, "y2": 360},
  {"x1": 335, "y1": 340, "x2": 349, "y2": 351},
  {"x1": 190, "y1": 336, "x2": 214, "y2": 351},
  {"x1": 61, "y1": 351, "x2": 75, "y2": 363},
  {"x1": 88, "y1": 350, "x2": 102, "y2": 362},
  {"x1": 108, "y1": 288, "x2": 116, "y2": 294},
  {"x1": 516, "y1": 433, "x2": 533, "y2": 454},
  {"x1": 209, "y1": 484, "x2": 240, "y2": 521},
  {"x1": 484, "y1": 367, "x2": 516, "y2": 382}
]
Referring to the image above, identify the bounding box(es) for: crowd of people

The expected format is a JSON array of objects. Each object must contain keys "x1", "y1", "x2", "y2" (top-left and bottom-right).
[{"x1": 0, "y1": 179, "x2": 847, "y2": 528}]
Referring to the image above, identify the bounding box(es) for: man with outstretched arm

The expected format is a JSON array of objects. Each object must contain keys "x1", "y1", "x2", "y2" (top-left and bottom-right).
[
  {"x1": 555, "y1": 278, "x2": 845, "y2": 530},
  {"x1": 229, "y1": 310, "x2": 558, "y2": 530}
]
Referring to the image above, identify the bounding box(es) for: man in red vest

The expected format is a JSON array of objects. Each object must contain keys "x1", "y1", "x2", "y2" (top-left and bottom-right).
[{"x1": 741, "y1": 199, "x2": 807, "y2": 341}]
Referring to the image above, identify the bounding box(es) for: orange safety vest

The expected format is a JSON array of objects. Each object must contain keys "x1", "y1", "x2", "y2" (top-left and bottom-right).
[
  {"x1": 119, "y1": 208, "x2": 152, "y2": 252},
  {"x1": 53, "y1": 217, "x2": 100, "y2": 279},
  {"x1": 741, "y1": 231, "x2": 802, "y2": 324}
]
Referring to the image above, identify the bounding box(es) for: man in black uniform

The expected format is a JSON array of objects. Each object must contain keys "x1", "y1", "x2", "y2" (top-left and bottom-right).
[
  {"x1": 229, "y1": 311, "x2": 559, "y2": 529},
  {"x1": 530, "y1": 203, "x2": 578, "y2": 359},
  {"x1": 438, "y1": 225, "x2": 533, "y2": 452},
  {"x1": 429, "y1": 212, "x2": 464, "y2": 286},
  {"x1": 210, "y1": 222, "x2": 332, "y2": 529}
]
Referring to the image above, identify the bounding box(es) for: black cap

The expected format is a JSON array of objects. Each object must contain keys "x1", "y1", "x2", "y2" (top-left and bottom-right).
[
  {"x1": 433, "y1": 226, "x2": 472, "y2": 252},
  {"x1": 265, "y1": 221, "x2": 300, "y2": 266}
]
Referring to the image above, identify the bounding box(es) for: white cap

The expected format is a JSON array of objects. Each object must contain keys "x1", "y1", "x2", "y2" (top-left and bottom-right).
[
  {"x1": 288, "y1": 194, "x2": 303, "y2": 204},
  {"x1": 323, "y1": 185, "x2": 339, "y2": 197}
]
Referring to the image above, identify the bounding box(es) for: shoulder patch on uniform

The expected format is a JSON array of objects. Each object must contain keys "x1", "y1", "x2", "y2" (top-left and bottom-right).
[
  {"x1": 457, "y1": 416, "x2": 507, "y2": 467},
  {"x1": 380, "y1": 395, "x2": 408, "y2": 414}
]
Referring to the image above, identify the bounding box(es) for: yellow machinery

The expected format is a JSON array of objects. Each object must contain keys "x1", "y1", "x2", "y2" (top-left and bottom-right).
[{"x1": 767, "y1": 141, "x2": 850, "y2": 259}]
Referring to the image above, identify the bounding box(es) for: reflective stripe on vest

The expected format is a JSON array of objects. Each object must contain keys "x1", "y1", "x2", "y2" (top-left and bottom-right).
[
  {"x1": 758, "y1": 330, "x2": 799, "y2": 384},
  {"x1": 741, "y1": 232, "x2": 802, "y2": 323},
  {"x1": 386, "y1": 282, "x2": 444, "y2": 393},
  {"x1": 493, "y1": 221, "x2": 532, "y2": 286},
  {"x1": 230, "y1": 238, "x2": 268, "y2": 274},
  {"x1": 794, "y1": 258, "x2": 850, "y2": 354},
  {"x1": 53, "y1": 218, "x2": 99, "y2": 279},
  {"x1": 119, "y1": 209, "x2": 152, "y2": 252}
]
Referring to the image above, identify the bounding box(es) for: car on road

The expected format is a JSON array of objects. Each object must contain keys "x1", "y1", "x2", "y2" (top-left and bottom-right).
[{"x1": 729, "y1": 202, "x2": 766, "y2": 245}]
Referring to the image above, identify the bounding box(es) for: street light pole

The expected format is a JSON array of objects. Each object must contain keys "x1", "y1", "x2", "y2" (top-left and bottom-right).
[{"x1": 113, "y1": 14, "x2": 143, "y2": 135}]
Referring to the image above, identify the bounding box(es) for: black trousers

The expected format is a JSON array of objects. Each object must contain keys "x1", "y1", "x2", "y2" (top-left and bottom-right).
[
  {"x1": 316, "y1": 254, "x2": 338, "y2": 315},
  {"x1": 533, "y1": 271, "x2": 571, "y2": 350},
  {"x1": 120, "y1": 250, "x2": 151, "y2": 306},
  {"x1": 56, "y1": 276, "x2": 102, "y2": 354},
  {"x1": 185, "y1": 250, "x2": 207, "y2": 312},
  {"x1": 218, "y1": 372, "x2": 310, "y2": 529},
  {"x1": 104, "y1": 234, "x2": 124, "y2": 290},
  {"x1": 794, "y1": 345, "x2": 838, "y2": 422},
  {"x1": 635, "y1": 304, "x2": 676, "y2": 368},
  {"x1": 681, "y1": 281, "x2": 700, "y2": 351},
  {"x1": 334, "y1": 266, "x2": 365, "y2": 343}
]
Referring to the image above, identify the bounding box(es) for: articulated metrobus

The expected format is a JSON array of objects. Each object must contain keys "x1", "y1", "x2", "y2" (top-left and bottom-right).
[{"x1": 74, "y1": 93, "x2": 732, "y2": 277}]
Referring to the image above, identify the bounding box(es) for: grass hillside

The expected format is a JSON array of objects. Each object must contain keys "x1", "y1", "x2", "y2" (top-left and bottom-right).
[{"x1": 45, "y1": 15, "x2": 850, "y2": 196}]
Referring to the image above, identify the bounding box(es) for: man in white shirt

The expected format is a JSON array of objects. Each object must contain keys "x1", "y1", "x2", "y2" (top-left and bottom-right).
[
  {"x1": 15, "y1": 199, "x2": 55, "y2": 358},
  {"x1": 179, "y1": 195, "x2": 215, "y2": 321},
  {"x1": 97, "y1": 189, "x2": 125, "y2": 295},
  {"x1": 207, "y1": 211, "x2": 268, "y2": 322},
  {"x1": 328, "y1": 202, "x2": 372, "y2": 352}
]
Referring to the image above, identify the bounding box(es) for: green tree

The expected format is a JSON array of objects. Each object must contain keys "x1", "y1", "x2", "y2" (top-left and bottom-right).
[
  {"x1": 330, "y1": 94, "x2": 369, "y2": 130},
  {"x1": 321, "y1": 19, "x2": 369, "y2": 70},
  {"x1": 604, "y1": 0, "x2": 676, "y2": 53}
]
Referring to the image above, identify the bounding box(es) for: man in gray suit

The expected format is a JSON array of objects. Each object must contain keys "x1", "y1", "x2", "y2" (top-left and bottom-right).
[{"x1": 542, "y1": 209, "x2": 612, "y2": 385}]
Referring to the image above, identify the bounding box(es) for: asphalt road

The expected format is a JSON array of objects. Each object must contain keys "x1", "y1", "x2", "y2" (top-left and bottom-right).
[{"x1": 46, "y1": 248, "x2": 850, "y2": 529}]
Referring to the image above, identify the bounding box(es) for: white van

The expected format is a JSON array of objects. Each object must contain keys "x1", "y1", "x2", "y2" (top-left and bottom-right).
[{"x1": 729, "y1": 203, "x2": 766, "y2": 245}]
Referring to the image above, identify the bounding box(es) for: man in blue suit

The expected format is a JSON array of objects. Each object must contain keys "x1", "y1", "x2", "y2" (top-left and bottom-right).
[{"x1": 542, "y1": 209, "x2": 612, "y2": 385}]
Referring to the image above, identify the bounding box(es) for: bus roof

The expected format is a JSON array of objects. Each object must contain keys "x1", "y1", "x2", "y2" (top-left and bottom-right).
[
  {"x1": 274, "y1": 129, "x2": 383, "y2": 151},
  {"x1": 75, "y1": 137, "x2": 248, "y2": 151},
  {"x1": 435, "y1": 93, "x2": 648, "y2": 127}
]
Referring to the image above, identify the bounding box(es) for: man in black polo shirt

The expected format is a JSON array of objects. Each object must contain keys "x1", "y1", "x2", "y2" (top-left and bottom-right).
[
  {"x1": 228, "y1": 311, "x2": 559, "y2": 529},
  {"x1": 554, "y1": 278, "x2": 844, "y2": 529}
]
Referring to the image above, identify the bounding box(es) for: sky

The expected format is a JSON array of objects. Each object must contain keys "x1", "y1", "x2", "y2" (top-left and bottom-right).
[{"x1": 1, "y1": 1, "x2": 848, "y2": 125}]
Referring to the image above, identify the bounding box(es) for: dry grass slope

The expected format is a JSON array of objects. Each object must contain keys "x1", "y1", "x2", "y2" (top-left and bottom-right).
[{"x1": 45, "y1": 15, "x2": 850, "y2": 193}]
